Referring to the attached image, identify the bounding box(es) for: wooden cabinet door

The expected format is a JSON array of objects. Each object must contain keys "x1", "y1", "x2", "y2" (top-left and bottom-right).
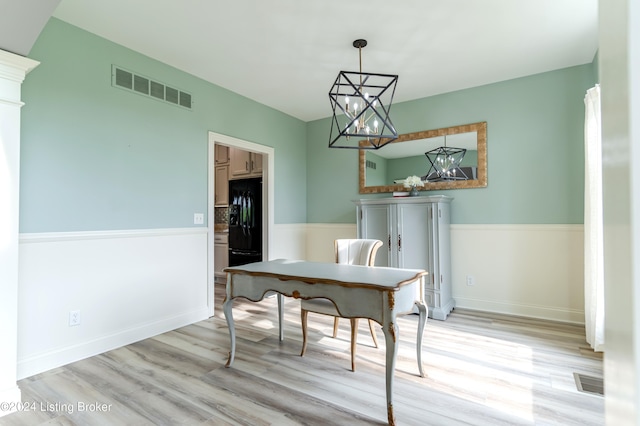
[
  {"x1": 229, "y1": 147, "x2": 251, "y2": 178},
  {"x1": 215, "y1": 144, "x2": 229, "y2": 164},
  {"x1": 214, "y1": 165, "x2": 229, "y2": 206},
  {"x1": 250, "y1": 152, "x2": 263, "y2": 175},
  {"x1": 214, "y1": 242, "x2": 229, "y2": 278}
]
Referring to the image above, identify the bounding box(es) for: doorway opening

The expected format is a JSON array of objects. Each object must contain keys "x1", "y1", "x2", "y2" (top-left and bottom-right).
[{"x1": 207, "y1": 132, "x2": 274, "y2": 316}]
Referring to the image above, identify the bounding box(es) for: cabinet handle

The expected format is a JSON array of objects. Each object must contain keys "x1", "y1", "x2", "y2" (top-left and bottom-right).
[
  {"x1": 388, "y1": 235, "x2": 391, "y2": 251},
  {"x1": 245, "y1": 161, "x2": 249, "y2": 171},
  {"x1": 398, "y1": 234, "x2": 401, "y2": 251}
]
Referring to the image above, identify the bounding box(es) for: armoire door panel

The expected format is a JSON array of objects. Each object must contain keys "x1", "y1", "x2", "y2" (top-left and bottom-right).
[{"x1": 358, "y1": 204, "x2": 391, "y2": 267}]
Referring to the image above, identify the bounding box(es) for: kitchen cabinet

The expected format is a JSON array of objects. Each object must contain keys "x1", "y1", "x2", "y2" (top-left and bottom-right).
[
  {"x1": 214, "y1": 165, "x2": 229, "y2": 206},
  {"x1": 214, "y1": 232, "x2": 229, "y2": 281},
  {"x1": 354, "y1": 195, "x2": 454, "y2": 320},
  {"x1": 215, "y1": 144, "x2": 229, "y2": 164},
  {"x1": 229, "y1": 147, "x2": 262, "y2": 179},
  {"x1": 250, "y1": 152, "x2": 263, "y2": 175}
]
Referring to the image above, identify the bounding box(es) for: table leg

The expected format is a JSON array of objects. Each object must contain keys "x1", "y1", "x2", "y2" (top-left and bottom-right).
[
  {"x1": 383, "y1": 320, "x2": 399, "y2": 426},
  {"x1": 277, "y1": 293, "x2": 284, "y2": 341},
  {"x1": 415, "y1": 302, "x2": 427, "y2": 378},
  {"x1": 223, "y1": 298, "x2": 236, "y2": 368}
]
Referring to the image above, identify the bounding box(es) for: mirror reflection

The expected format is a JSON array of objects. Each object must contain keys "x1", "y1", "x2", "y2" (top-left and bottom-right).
[{"x1": 359, "y1": 122, "x2": 487, "y2": 193}]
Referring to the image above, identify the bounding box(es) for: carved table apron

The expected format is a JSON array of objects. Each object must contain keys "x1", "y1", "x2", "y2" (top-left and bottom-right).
[{"x1": 223, "y1": 259, "x2": 428, "y2": 425}]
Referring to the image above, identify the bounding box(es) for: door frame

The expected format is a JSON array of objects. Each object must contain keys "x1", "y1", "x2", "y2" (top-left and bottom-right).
[{"x1": 207, "y1": 132, "x2": 275, "y2": 316}]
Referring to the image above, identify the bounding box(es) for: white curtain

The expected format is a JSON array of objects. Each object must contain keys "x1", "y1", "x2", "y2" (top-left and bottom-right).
[{"x1": 584, "y1": 85, "x2": 604, "y2": 352}]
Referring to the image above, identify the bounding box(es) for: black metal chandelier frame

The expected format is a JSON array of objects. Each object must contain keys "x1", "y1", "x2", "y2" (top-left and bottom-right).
[
  {"x1": 424, "y1": 146, "x2": 469, "y2": 181},
  {"x1": 328, "y1": 39, "x2": 399, "y2": 149}
]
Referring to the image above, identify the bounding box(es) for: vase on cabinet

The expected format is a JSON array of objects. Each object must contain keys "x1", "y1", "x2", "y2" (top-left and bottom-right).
[{"x1": 409, "y1": 186, "x2": 419, "y2": 196}]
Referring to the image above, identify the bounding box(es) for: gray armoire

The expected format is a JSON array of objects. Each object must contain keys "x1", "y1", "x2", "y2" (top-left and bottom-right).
[{"x1": 354, "y1": 195, "x2": 454, "y2": 320}]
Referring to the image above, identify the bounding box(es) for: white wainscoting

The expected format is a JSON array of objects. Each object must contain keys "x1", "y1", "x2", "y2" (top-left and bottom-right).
[
  {"x1": 15, "y1": 223, "x2": 584, "y2": 379},
  {"x1": 305, "y1": 224, "x2": 357, "y2": 262},
  {"x1": 305, "y1": 223, "x2": 585, "y2": 324},
  {"x1": 450, "y1": 224, "x2": 585, "y2": 324},
  {"x1": 17, "y1": 228, "x2": 209, "y2": 379},
  {"x1": 269, "y1": 224, "x2": 308, "y2": 261}
]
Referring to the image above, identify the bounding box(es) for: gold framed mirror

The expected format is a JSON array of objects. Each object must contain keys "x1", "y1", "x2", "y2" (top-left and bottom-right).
[{"x1": 359, "y1": 121, "x2": 487, "y2": 193}]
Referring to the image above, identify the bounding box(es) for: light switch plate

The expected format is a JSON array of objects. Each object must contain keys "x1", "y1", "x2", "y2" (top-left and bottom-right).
[{"x1": 194, "y1": 213, "x2": 204, "y2": 225}]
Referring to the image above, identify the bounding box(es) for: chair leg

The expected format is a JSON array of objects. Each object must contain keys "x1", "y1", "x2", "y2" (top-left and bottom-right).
[
  {"x1": 332, "y1": 317, "x2": 340, "y2": 338},
  {"x1": 300, "y1": 309, "x2": 308, "y2": 356},
  {"x1": 368, "y1": 319, "x2": 379, "y2": 348},
  {"x1": 350, "y1": 318, "x2": 359, "y2": 372}
]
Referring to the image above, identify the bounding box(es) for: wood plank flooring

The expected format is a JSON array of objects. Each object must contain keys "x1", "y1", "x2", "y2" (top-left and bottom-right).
[{"x1": 1, "y1": 284, "x2": 603, "y2": 425}]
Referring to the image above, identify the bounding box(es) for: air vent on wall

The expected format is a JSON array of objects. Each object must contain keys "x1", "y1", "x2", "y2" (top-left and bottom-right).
[{"x1": 111, "y1": 65, "x2": 192, "y2": 110}]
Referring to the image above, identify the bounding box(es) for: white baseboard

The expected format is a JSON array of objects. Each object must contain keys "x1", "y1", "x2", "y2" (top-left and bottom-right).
[
  {"x1": 454, "y1": 297, "x2": 584, "y2": 324},
  {"x1": 17, "y1": 308, "x2": 208, "y2": 380}
]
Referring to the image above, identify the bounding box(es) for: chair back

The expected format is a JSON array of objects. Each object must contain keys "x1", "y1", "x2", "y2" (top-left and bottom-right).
[{"x1": 334, "y1": 239, "x2": 383, "y2": 267}]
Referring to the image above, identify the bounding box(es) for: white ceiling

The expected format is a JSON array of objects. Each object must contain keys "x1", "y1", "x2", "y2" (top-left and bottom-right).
[
  {"x1": 49, "y1": 0, "x2": 598, "y2": 122},
  {"x1": 0, "y1": 0, "x2": 60, "y2": 56}
]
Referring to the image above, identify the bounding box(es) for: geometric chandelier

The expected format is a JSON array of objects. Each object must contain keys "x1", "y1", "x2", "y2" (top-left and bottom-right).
[
  {"x1": 424, "y1": 136, "x2": 469, "y2": 181},
  {"x1": 328, "y1": 39, "x2": 399, "y2": 149}
]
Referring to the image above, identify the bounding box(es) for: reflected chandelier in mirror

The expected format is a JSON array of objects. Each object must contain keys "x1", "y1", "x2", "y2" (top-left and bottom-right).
[{"x1": 358, "y1": 122, "x2": 487, "y2": 193}]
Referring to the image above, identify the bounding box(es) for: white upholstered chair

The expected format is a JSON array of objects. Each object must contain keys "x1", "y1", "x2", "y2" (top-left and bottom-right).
[{"x1": 300, "y1": 238, "x2": 383, "y2": 371}]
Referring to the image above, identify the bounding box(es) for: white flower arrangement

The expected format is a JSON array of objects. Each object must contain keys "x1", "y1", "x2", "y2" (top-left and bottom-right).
[{"x1": 403, "y1": 175, "x2": 424, "y2": 188}]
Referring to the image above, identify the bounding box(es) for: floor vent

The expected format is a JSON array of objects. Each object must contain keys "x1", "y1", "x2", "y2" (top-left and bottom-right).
[
  {"x1": 112, "y1": 65, "x2": 192, "y2": 110},
  {"x1": 574, "y1": 372, "x2": 604, "y2": 396}
]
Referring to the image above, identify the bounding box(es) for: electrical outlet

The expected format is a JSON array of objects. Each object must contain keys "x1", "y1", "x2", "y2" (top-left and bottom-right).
[
  {"x1": 466, "y1": 275, "x2": 476, "y2": 286},
  {"x1": 69, "y1": 310, "x2": 81, "y2": 327},
  {"x1": 193, "y1": 213, "x2": 204, "y2": 225}
]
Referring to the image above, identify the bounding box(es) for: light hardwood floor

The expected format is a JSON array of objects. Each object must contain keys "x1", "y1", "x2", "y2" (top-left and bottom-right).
[{"x1": 2, "y1": 284, "x2": 603, "y2": 425}]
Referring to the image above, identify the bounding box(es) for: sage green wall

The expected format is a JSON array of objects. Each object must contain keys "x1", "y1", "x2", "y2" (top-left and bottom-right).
[
  {"x1": 365, "y1": 151, "x2": 387, "y2": 186},
  {"x1": 21, "y1": 18, "x2": 597, "y2": 230},
  {"x1": 20, "y1": 19, "x2": 307, "y2": 232},
  {"x1": 307, "y1": 62, "x2": 597, "y2": 224}
]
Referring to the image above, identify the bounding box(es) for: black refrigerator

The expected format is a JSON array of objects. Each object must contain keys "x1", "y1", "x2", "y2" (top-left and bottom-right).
[{"x1": 228, "y1": 177, "x2": 262, "y2": 266}]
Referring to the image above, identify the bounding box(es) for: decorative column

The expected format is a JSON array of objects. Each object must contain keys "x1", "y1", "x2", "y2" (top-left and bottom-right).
[{"x1": 0, "y1": 49, "x2": 38, "y2": 417}]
